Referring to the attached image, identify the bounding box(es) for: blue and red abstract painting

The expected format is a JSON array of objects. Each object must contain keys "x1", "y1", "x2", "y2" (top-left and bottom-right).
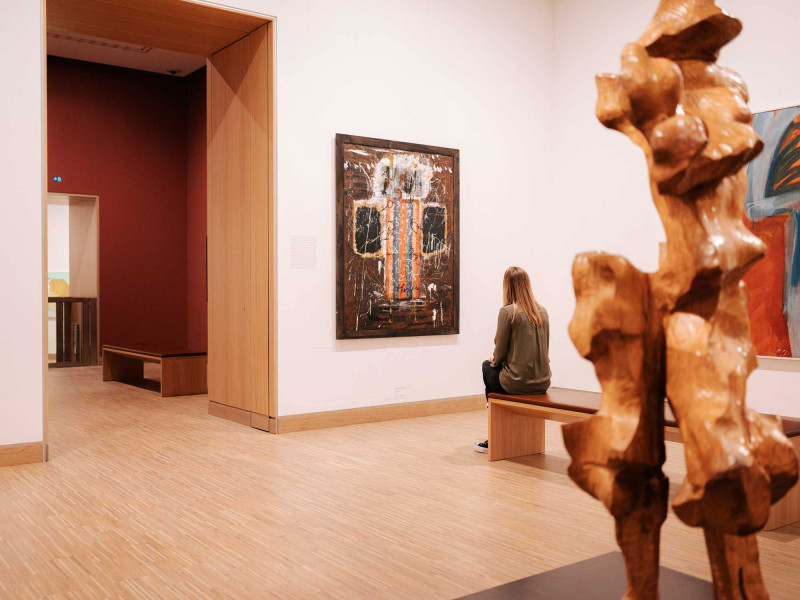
[
  {"x1": 745, "y1": 106, "x2": 800, "y2": 358},
  {"x1": 336, "y1": 135, "x2": 459, "y2": 339}
]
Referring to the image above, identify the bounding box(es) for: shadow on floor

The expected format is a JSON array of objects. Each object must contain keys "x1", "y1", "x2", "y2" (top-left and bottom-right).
[{"x1": 117, "y1": 378, "x2": 161, "y2": 394}]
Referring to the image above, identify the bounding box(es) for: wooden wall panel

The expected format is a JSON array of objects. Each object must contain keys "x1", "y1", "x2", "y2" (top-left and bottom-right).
[
  {"x1": 68, "y1": 197, "x2": 98, "y2": 298},
  {"x1": 207, "y1": 25, "x2": 270, "y2": 417},
  {"x1": 267, "y1": 22, "x2": 277, "y2": 419}
]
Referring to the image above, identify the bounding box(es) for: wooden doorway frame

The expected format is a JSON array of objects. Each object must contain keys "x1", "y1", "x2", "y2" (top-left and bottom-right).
[
  {"x1": 40, "y1": 0, "x2": 278, "y2": 458},
  {"x1": 46, "y1": 192, "x2": 101, "y2": 368}
]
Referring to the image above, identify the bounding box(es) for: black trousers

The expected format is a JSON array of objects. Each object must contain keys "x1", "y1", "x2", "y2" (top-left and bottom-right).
[
  {"x1": 482, "y1": 360, "x2": 506, "y2": 401},
  {"x1": 482, "y1": 360, "x2": 551, "y2": 402}
]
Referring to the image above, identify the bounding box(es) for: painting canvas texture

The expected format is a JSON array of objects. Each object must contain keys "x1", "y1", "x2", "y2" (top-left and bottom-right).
[
  {"x1": 336, "y1": 135, "x2": 459, "y2": 339},
  {"x1": 745, "y1": 106, "x2": 800, "y2": 358}
]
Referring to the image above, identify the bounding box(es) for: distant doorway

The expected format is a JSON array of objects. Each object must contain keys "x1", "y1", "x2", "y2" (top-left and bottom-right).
[{"x1": 46, "y1": 193, "x2": 99, "y2": 367}]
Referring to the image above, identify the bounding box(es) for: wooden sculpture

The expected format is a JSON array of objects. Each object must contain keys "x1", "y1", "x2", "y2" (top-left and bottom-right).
[{"x1": 562, "y1": 1, "x2": 800, "y2": 598}]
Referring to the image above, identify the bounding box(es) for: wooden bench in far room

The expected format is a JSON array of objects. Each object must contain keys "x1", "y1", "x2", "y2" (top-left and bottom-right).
[
  {"x1": 488, "y1": 389, "x2": 800, "y2": 531},
  {"x1": 102, "y1": 345, "x2": 207, "y2": 397}
]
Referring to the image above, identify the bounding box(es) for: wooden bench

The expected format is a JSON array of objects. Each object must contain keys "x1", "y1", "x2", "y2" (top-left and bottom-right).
[
  {"x1": 103, "y1": 345, "x2": 207, "y2": 397},
  {"x1": 488, "y1": 389, "x2": 800, "y2": 531}
]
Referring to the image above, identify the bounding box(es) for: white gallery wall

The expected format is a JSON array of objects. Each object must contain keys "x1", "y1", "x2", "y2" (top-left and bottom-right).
[
  {"x1": 273, "y1": 0, "x2": 800, "y2": 417},
  {"x1": 0, "y1": 0, "x2": 44, "y2": 446},
  {"x1": 550, "y1": 0, "x2": 800, "y2": 417},
  {"x1": 271, "y1": 0, "x2": 556, "y2": 415},
  {"x1": 46, "y1": 204, "x2": 69, "y2": 274},
  {"x1": 1, "y1": 0, "x2": 798, "y2": 449}
]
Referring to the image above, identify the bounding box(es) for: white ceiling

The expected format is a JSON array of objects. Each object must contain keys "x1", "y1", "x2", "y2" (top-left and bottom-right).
[{"x1": 47, "y1": 31, "x2": 205, "y2": 77}]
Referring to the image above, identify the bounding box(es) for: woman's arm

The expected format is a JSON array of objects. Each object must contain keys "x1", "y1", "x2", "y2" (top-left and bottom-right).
[{"x1": 490, "y1": 308, "x2": 511, "y2": 367}]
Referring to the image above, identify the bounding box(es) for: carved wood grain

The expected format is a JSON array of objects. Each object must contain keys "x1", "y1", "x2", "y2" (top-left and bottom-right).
[{"x1": 563, "y1": 2, "x2": 800, "y2": 598}]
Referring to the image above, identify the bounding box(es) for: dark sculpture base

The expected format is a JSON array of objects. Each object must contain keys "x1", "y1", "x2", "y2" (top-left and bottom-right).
[{"x1": 456, "y1": 552, "x2": 713, "y2": 600}]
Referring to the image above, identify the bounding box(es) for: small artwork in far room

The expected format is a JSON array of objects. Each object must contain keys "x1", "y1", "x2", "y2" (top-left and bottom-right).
[
  {"x1": 336, "y1": 134, "x2": 459, "y2": 339},
  {"x1": 745, "y1": 106, "x2": 800, "y2": 358}
]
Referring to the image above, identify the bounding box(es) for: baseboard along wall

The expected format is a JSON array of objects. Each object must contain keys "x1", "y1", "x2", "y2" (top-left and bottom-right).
[
  {"x1": 208, "y1": 395, "x2": 486, "y2": 434},
  {"x1": 276, "y1": 395, "x2": 486, "y2": 433},
  {"x1": 0, "y1": 442, "x2": 46, "y2": 467},
  {"x1": 208, "y1": 401, "x2": 274, "y2": 432}
]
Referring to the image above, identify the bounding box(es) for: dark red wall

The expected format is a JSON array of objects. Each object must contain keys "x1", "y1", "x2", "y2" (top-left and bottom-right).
[
  {"x1": 186, "y1": 68, "x2": 207, "y2": 350},
  {"x1": 48, "y1": 57, "x2": 207, "y2": 350}
]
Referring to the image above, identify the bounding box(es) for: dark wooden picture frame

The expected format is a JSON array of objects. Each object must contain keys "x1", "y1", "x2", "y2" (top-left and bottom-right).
[{"x1": 336, "y1": 134, "x2": 460, "y2": 339}]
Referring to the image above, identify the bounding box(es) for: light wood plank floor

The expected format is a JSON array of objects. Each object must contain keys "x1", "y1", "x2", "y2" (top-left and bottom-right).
[{"x1": 0, "y1": 366, "x2": 798, "y2": 599}]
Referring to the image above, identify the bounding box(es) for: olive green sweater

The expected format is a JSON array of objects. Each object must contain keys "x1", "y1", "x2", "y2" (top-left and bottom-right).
[{"x1": 491, "y1": 304, "x2": 551, "y2": 394}]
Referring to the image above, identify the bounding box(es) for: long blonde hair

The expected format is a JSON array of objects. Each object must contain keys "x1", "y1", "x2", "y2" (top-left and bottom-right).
[{"x1": 503, "y1": 266, "x2": 542, "y2": 326}]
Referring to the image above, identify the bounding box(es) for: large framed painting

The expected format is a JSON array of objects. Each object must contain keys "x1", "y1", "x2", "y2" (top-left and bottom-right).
[
  {"x1": 336, "y1": 134, "x2": 459, "y2": 339},
  {"x1": 745, "y1": 106, "x2": 800, "y2": 358}
]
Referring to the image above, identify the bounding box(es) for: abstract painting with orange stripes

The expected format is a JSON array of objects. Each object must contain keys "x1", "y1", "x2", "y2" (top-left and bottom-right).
[
  {"x1": 336, "y1": 134, "x2": 459, "y2": 339},
  {"x1": 744, "y1": 106, "x2": 800, "y2": 358}
]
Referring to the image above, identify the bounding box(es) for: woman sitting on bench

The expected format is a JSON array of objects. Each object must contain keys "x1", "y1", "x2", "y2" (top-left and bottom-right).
[{"x1": 475, "y1": 266, "x2": 551, "y2": 453}]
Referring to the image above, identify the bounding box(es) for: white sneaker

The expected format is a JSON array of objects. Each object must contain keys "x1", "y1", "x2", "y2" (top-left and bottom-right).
[{"x1": 474, "y1": 440, "x2": 488, "y2": 453}]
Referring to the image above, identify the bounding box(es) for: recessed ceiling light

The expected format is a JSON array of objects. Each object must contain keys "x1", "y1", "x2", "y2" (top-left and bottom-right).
[{"x1": 47, "y1": 32, "x2": 152, "y2": 54}]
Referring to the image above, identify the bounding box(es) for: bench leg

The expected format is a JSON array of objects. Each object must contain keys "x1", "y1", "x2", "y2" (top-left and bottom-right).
[
  {"x1": 764, "y1": 437, "x2": 800, "y2": 531},
  {"x1": 161, "y1": 356, "x2": 208, "y2": 397},
  {"x1": 489, "y1": 402, "x2": 546, "y2": 462},
  {"x1": 103, "y1": 353, "x2": 143, "y2": 382}
]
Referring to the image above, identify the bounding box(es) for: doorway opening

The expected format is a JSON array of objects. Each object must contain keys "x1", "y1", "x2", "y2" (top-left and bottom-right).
[
  {"x1": 47, "y1": 193, "x2": 99, "y2": 368},
  {"x1": 42, "y1": 0, "x2": 277, "y2": 455}
]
